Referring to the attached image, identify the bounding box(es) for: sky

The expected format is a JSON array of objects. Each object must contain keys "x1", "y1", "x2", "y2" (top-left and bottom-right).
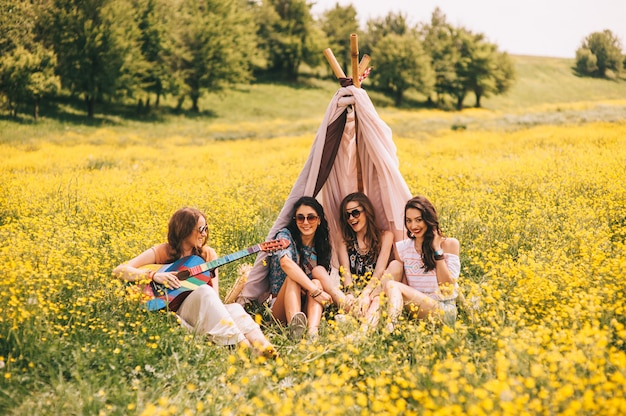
[{"x1": 310, "y1": 0, "x2": 626, "y2": 58}]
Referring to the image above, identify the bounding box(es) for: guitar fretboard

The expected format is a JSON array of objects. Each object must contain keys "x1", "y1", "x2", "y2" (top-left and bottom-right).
[{"x1": 185, "y1": 245, "x2": 261, "y2": 276}]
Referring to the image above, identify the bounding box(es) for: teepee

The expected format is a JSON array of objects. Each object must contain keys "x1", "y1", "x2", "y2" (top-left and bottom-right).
[{"x1": 238, "y1": 35, "x2": 412, "y2": 303}]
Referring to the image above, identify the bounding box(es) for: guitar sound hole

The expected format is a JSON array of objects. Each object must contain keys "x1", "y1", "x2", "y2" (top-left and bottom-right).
[{"x1": 176, "y1": 270, "x2": 190, "y2": 280}]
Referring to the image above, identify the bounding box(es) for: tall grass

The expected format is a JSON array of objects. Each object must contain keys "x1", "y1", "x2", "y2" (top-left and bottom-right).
[{"x1": 1, "y1": 117, "x2": 625, "y2": 414}]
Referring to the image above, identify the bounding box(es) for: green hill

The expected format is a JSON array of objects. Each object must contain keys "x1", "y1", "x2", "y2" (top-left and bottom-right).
[
  {"x1": 485, "y1": 55, "x2": 626, "y2": 109},
  {"x1": 141, "y1": 52, "x2": 626, "y2": 138},
  {"x1": 2, "y1": 55, "x2": 625, "y2": 143}
]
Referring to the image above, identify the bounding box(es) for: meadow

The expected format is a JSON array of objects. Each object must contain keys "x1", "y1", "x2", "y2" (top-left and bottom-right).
[{"x1": 1, "y1": 55, "x2": 626, "y2": 415}]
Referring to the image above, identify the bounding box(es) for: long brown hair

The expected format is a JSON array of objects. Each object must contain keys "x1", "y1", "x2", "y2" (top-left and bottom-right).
[
  {"x1": 339, "y1": 192, "x2": 382, "y2": 256},
  {"x1": 404, "y1": 196, "x2": 440, "y2": 272},
  {"x1": 166, "y1": 207, "x2": 208, "y2": 261},
  {"x1": 286, "y1": 196, "x2": 332, "y2": 270}
]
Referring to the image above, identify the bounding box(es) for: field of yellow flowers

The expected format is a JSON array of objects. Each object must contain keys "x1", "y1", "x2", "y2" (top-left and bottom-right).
[{"x1": 1, "y1": 119, "x2": 625, "y2": 415}]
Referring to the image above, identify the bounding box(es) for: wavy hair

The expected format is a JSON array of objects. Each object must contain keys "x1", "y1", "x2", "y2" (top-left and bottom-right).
[
  {"x1": 404, "y1": 196, "x2": 441, "y2": 272},
  {"x1": 166, "y1": 207, "x2": 208, "y2": 261},
  {"x1": 286, "y1": 196, "x2": 331, "y2": 270},
  {"x1": 339, "y1": 192, "x2": 382, "y2": 256}
]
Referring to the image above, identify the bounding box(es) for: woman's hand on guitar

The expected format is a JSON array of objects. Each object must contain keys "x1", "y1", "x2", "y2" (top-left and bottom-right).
[{"x1": 155, "y1": 272, "x2": 181, "y2": 289}]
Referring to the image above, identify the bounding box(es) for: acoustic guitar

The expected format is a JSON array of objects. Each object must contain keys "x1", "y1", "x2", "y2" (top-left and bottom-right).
[{"x1": 138, "y1": 239, "x2": 289, "y2": 311}]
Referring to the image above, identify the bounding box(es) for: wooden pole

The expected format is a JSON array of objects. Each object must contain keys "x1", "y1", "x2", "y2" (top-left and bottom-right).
[
  {"x1": 358, "y1": 54, "x2": 371, "y2": 79},
  {"x1": 350, "y1": 34, "x2": 360, "y2": 88},
  {"x1": 323, "y1": 48, "x2": 346, "y2": 79}
]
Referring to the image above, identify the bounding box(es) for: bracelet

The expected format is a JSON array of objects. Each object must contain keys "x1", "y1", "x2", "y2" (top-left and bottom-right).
[
  {"x1": 434, "y1": 249, "x2": 445, "y2": 261},
  {"x1": 147, "y1": 270, "x2": 156, "y2": 281},
  {"x1": 309, "y1": 288, "x2": 323, "y2": 298}
]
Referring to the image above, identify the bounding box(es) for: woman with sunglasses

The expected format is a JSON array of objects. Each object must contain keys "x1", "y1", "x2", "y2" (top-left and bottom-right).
[
  {"x1": 113, "y1": 207, "x2": 276, "y2": 356},
  {"x1": 334, "y1": 192, "x2": 394, "y2": 325},
  {"x1": 382, "y1": 196, "x2": 461, "y2": 329},
  {"x1": 268, "y1": 196, "x2": 333, "y2": 341}
]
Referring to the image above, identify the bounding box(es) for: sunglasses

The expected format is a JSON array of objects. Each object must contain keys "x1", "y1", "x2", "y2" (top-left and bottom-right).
[
  {"x1": 295, "y1": 214, "x2": 319, "y2": 224},
  {"x1": 198, "y1": 224, "x2": 209, "y2": 234},
  {"x1": 345, "y1": 207, "x2": 363, "y2": 220}
]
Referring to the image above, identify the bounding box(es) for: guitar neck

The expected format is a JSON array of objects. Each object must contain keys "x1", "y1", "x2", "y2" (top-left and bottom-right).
[{"x1": 184, "y1": 244, "x2": 262, "y2": 277}]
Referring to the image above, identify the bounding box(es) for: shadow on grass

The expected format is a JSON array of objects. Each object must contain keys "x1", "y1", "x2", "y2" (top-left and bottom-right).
[
  {"x1": 570, "y1": 66, "x2": 626, "y2": 81},
  {"x1": 2, "y1": 94, "x2": 219, "y2": 126}
]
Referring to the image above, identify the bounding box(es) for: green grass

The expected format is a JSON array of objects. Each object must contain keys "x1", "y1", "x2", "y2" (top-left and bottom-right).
[{"x1": 486, "y1": 55, "x2": 626, "y2": 109}]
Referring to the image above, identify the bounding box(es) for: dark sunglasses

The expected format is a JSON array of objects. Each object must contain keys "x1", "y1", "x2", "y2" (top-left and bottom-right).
[
  {"x1": 345, "y1": 207, "x2": 363, "y2": 220},
  {"x1": 295, "y1": 214, "x2": 319, "y2": 224},
  {"x1": 198, "y1": 224, "x2": 209, "y2": 234}
]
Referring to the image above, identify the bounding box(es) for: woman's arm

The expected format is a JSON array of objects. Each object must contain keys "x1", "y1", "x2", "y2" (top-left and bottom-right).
[
  {"x1": 278, "y1": 255, "x2": 332, "y2": 305},
  {"x1": 434, "y1": 236, "x2": 460, "y2": 288},
  {"x1": 279, "y1": 255, "x2": 321, "y2": 294},
  {"x1": 112, "y1": 247, "x2": 181, "y2": 289},
  {"x1": 112, "y1": 248, "x2": 157, "y2": 282}
]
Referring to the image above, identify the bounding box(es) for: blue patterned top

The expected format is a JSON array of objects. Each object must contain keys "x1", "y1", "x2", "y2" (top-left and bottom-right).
[{"x1": 268, "y1": 228, "x2": 317, "y2": 296}]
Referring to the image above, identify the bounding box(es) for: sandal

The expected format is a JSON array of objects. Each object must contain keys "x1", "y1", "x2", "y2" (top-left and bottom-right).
[{"x1": 288, "y1": 312, "x2": 307, "y2": 341}]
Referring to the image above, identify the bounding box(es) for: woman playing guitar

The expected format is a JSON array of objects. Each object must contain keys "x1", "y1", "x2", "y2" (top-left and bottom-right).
[{"x1": 113, "y1": 207, "x2": 276, "y2": 357}]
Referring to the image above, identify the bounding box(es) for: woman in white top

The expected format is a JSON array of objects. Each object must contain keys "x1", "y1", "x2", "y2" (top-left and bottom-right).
[{"x1": 383, "y1": 196, "x2": 461, "y2": 328}]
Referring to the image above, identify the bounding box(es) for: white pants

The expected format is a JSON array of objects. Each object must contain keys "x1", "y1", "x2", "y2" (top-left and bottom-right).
[{"x1": 176, "y1": 285, "x2": 259, "y2": 346}]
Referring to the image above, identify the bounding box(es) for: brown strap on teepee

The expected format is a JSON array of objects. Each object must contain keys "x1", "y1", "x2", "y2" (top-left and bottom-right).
[{"x1": 314, "y1": 109, "x2": 348, "y2": 197}]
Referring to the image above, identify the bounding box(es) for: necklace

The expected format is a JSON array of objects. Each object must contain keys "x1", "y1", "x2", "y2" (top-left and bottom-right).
[{"x1": 355, "y1": 241, "x2": 369, "y2": 256}]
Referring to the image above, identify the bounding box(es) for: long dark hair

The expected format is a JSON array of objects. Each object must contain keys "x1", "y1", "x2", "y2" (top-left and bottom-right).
[
  {"x1": 167, "y1": 207, "x2": 207, "y2": 261},
  {"x1": 286, "y1": 196, "x2": 331, "y2": 270},
  {"x1": 404, "y1": 196, "x2": 440, "y2": 272},
  {"x1": 339, "y1": 192, "x2": 382, "y2": 255}
]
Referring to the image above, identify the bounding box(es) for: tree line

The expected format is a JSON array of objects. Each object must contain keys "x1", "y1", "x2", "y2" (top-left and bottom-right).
[{"x1": 0, "y1": 0, "x2": 517, "y2": 119}]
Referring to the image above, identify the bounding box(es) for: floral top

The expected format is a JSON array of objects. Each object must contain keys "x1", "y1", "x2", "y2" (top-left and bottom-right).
[
  {"x1": 268, "y1": 228, "x2": 317, "y2": 296},
  {"x1": 347, "y1": 242, "x2": 376, "y2": 275}
]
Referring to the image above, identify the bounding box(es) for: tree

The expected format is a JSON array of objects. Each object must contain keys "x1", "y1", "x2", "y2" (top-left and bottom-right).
[
  {"x1": 255, "y1": 0, "x2": 319, "y2": 81},
  {"x1": 46, "y1": 0, "x2": 144, "y2": 117},
  {"x1": 421, "y1": 8, "x2": 458, "y2": 106},
  {"x1": 465, "y1": 41, "x2": 515, "y2": 108},
  {"x1": 490, "y1": 51, "x2": 515, "y2": 104},
  {"x1": 174, "y1": 0, "x2": 257, "y2": 112},
  {"x1": 371, "y1": 33, "x2": 434, "y2": 106},
  {"x1": 0, "y1": 0, "x2": 60, "y2": 119},
  {"x1": 133, "y1": 0, "x2": 177, "y2": 109},
  {"x1": 320, "y1": 4, "x2": 359, "y2": 74},
  {"x1": 0, "y1": 0, "x2": 34, "y2": 55},
  {"x1": 0, "y1": 45, "x2": 60, "y2": 119},
  {"x1": 576, "y1": 47, "x2": 598, "y2": 75},
  {"x1": 575, "y1": 30, "x2": 623, "y2": 78},
  {"x1": 445, "y1": 28, "x2": 515, "y2": 110},
  {"x1": 362, "y1": 12, "x2": 410, "y2": 56}
]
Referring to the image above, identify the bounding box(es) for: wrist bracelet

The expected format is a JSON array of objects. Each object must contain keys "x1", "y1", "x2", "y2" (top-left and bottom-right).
[
  {"x1": 434, "y1": 249, "x2": 445, "y2": 261},
  {"x1": 310, "y1": 288, "x2": 323, "y2": 298}
]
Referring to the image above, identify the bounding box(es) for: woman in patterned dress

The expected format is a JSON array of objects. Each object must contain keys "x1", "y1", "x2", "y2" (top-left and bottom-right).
[{"x1": 333, "y1": 192, "x2": 394, "y2": 325}]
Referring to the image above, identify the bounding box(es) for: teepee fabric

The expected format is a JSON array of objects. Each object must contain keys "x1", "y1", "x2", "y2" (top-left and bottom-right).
[{"x1": 240, "y1": 85, "x2": 412, "y2": 302}]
